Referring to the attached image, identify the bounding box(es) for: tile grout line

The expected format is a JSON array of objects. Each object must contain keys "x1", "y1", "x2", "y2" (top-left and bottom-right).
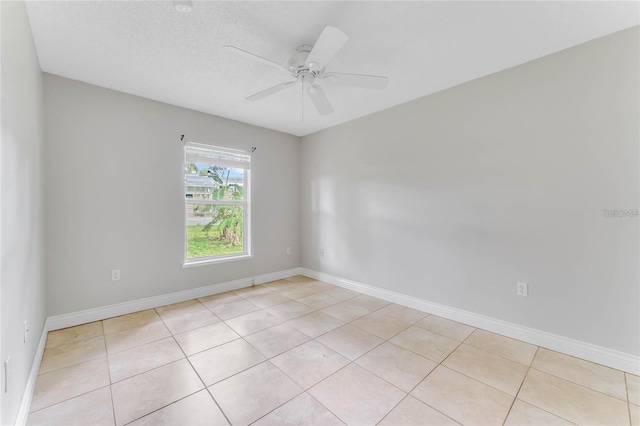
[
  {"x1": 528, "y1": 341, "x2": 640, "y2": 375},
  {"x1": 375, "y1": 392, "x2": 461, "y2": 426},
  {"x1": 103, "y1": 315, "x2": 172, "y2": 357},
  {"x1": 106, "y1": 312, "x2": 191, "y2": 384},
  {"x1": 244, "y1": 386, "x2": 306, "y2": 425},
  {"x1": 28, "y1": 328, "x2": 112, "y2": 416},
  {"x1": 173, "y1": 320, "x2": 234, "y2": 426},
  {"x1": 501, "y1": 346, "x2": 538, "y2": 426},
  {"x1": 103, "y1": 311, "x2": 166, "y2": 336},
  {"x1": 527, "y1": 365, "x2": 633, "y2": 404},
  {"x1": 108, "y1": 384, "x2": 117, "y2": 426},
  {"x1": 27, "y1": 384, "x2": 113, "y2": 417},
  {"x1": 435, "y1": 341, "x2": 532, "y2": 398},
  {"x1": 461, "y1": 328, "x2": 537, "y2": 366},
  {"x1": 360, "y1": 311, "x2": 448, "y2": 426},
  {"x1": 104, "y1": 318, "x2": 118, "y2": 425},
  {"x1": 194, "y1": 341, "x2": 268, "y2": 385},
  {"x1": 300, "y1": 391, "x2": 346, "y2": 426},
  {"x1": 204, "y1": 387, "x2": 233, "y2": 426},
  {"x1": 121, "y1": 389, "x2": 205, "y2": 426},
  {"x1": 33, "y1": 343, "x2": 106, "y2": 376},
  {"x1": 625, "y1": 373, "x2": 632, "y2": 426},
  {"x1": 108, "y1": 357, "x2": 185, "y2": 383},
  {"x1": 502, "y1": 347, "x2": 578, "y2": 426},
  {"x1": 527, "y1": 347, "x2": 633, "y2": 402},
  {"x1": 396, "y1": 330, "x2": 469, "y2": 425}
]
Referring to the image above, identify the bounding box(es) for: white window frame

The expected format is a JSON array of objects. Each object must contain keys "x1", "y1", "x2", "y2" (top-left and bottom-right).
[{"x1": 183, "y1": 142, "x2": 252, "y2": 267}]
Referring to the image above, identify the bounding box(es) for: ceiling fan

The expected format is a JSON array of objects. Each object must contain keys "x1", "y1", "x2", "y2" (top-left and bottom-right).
[{"x1": 223, "y1": 26, "x2": 389, "y2": 117}]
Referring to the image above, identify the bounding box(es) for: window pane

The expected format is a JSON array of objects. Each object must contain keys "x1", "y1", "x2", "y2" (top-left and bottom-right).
[
  {"x1": 186, "y1": 204, "x2": 244, "y2": 259},
  {"x1": 185, "y1": 165, "x2": 245, "y2": 202}
]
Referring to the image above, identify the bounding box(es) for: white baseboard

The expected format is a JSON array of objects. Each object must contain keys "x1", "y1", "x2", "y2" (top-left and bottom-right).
[
  {"x1": 15, "y1": 267, "x2": 303, "y2": 425},
  {"x1": 299, "y1": 268, "x2": 640, "y2": 375},
  {"x1": 254, "y1": 267, "x2": 305, "y2": 285},
  {"x1": 15, "y1": 318, "x2": 49, "y2": 426},
  {"x1": 48, "y1": 267, "x2": 303, "y2": 331}
]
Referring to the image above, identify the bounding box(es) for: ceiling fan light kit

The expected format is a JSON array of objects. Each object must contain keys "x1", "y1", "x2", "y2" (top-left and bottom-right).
[{"x1": 223, "y1": 26, "x2": 389, "y2": 118}]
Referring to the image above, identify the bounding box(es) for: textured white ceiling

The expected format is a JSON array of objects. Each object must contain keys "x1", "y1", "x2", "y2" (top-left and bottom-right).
[{"x1": 25, "y1": 1, "x2": 639, "y2": 137}]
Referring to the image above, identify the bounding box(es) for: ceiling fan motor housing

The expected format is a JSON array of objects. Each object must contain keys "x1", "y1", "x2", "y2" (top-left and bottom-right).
[{"x1": 288, "y1": 45, "x2": 321, "y2": 77}]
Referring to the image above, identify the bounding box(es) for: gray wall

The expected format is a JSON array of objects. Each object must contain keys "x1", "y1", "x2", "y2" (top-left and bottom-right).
[
  {"x1": 301, "y1": 27, "x2": 639, "y2": 356},
  {"x1": 44, "y1": 74, "x2": 301, "y2": 316},
  {"x1": 1, "y1": 1, "x2": 47, "y2": 424}
]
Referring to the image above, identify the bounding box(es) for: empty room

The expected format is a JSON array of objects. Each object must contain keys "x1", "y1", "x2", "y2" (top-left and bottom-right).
[{"x1": 1, "y1": 1, "x2": 639, "y2": 425}]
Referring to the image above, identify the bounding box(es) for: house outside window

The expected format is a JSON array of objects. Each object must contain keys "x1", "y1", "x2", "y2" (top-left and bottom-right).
[{"x1": 184, "y1": 143, "x2": 251, "y2": 265}]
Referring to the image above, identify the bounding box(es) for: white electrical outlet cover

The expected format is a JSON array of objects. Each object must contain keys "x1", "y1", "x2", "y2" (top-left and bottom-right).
[{"x1": 517, "y1": 282, "x2": 528, "y2": 296}]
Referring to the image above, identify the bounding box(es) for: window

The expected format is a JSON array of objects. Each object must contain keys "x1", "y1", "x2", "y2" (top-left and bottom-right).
[{"x1": 184, "y1": 143, "x2": 251, "y2": 265}]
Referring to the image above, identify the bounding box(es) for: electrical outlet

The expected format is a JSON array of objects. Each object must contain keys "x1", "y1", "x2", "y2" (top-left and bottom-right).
[
  {"x1": 23, "y1": 320, "x2": 29, "y2": 343},
  {"x1": 4, "y1": 356, "x2": 11, "y2": 393},
  {"x1": 286, "y1": 247, "x2": 291, "y2": 255},
  {"x1": 517, "y1": 282, "x2": 528, "y2": 297},
  {"x1": 112, "y1": 269, "x2": 120, "y2": 281},
  {"x1": 319, "y1": 248, "x2": 325, "y2": 257}
]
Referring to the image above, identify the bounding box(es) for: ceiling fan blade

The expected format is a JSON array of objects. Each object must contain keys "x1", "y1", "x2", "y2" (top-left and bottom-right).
[
  {"x1": 246, "y1": 81, "x2": 295, "y2": 101},
  {"x1": 323, "y1": 72, "x2": 389, "y2": 90},
  {"x1": 223, "y1": 45, "x2": 290, "y2": 74},
  {"x1": 307, "y1": 85, "x2": 334, "y2": 115},
  {"x1": 305, "y1": 26, "x2": 348, "y2": 71}
]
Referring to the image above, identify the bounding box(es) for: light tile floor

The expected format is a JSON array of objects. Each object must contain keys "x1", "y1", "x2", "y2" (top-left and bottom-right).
[{"x1": 27, "y1": 275, "x2": 639, "y2": 425}]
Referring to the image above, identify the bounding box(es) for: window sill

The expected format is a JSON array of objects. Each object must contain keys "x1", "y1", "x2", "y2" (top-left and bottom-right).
[{"x1": 182, "y1": 254, "x2": 253, "y2": 268}]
